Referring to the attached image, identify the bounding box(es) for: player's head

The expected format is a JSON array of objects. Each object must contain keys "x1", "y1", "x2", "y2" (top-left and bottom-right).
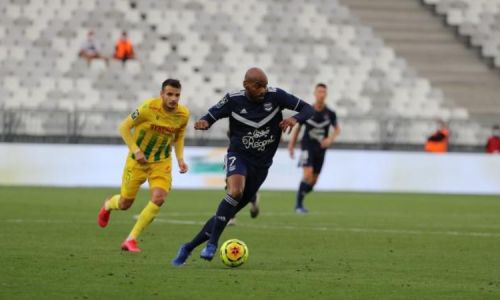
[
  {"x1": 243, "y1": 67, "x2": 268, "y2": 103},
  {"x1": 121, "y1": 31, "x2": 128, "y2": 39},
  {"x1": 314, "y1": 83, "x2": 328, "y2": 103},
  {"x1": 160, "y1": 79, "x2": 181, "y2": 111}
]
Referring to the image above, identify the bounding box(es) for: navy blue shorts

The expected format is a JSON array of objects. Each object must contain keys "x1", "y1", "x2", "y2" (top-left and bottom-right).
[
  {"x1": 225, "y1": 152, "x2": 268, "y2": 212},
  {"x1": 298, "y1": 147, "x2": 326, "y2": 174}
]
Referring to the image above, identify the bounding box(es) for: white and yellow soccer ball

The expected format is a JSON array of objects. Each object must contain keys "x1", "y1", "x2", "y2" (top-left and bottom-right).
[{"x1": 219, "y1": 239, "x2": 249, "y2": 268}]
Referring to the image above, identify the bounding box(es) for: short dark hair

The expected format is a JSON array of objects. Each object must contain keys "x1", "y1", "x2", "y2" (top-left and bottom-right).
[
  {"x1": 315, "y1": 83, "x2": 327, "y2": 89},
  {"x1": 162, "y1": 78, "x2": 181, "y2": 90}
]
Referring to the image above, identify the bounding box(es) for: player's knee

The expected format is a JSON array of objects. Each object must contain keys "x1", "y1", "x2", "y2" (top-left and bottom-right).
[
  {"x1": 303, "y1": 175, "x2": 314, "y2": 185},
  {"x1": 119, "y1": 198, "x2": 134, "y2": 210},
  {"x1": 228, "y1": 187, "x2": 244, "y2": 200},
  {"x1": 151, "y1": 196, "x2": 165, "y2": 206},
  {"x1": 151, "y1": 189, "x2": 167, "y2": 206}
]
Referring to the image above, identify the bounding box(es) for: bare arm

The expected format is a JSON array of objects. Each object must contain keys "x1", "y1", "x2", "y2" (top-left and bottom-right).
[
  {"x1": 174, "y1": 122, "x2": 188, "y2": 173},
  {"x1": 288, "y1": 124, "x2": 302, "y2": 159},
  {"x1": 320, "y1": 125, "x2": 341, "y2": 149}
]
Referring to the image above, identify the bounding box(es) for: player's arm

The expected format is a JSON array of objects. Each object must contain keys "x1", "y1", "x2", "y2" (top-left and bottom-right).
[
  {"x1": 174, "y1": 119, "x2": 189, "y2": 174},
  {"x1": 288, "y1": 124, "x2": 302, "y2": 159},
  {"x1": 194, "y1": 94, "x2": 231, "y2": 130},
  {"x1": 321, "y1": 125, "x2": 341, "y2": 149},
  {"x1": 321, "y1": 111, "x2": 341, "y2": 149},
  {"x1": 118, "y1": 106, "x2": 147, "y2": 164},
  {"x1": 276, "y1": 89, "x2": 314, "y2": 133}
]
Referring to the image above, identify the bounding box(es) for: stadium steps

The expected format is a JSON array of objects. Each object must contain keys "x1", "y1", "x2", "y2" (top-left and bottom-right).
[{"x1": 340, "y1": 0, "x2": 500, "y2": 121}]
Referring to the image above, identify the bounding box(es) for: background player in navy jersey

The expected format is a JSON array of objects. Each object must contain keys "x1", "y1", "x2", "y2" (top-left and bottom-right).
[
  {"x1": 288, "y1": 83, "x2": 341, "y2": 213},
  {"x1": 172, "y1": 67, "x2": 314, "y2": 265}
]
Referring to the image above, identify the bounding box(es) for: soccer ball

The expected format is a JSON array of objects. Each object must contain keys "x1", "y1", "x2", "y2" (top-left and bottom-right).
[{"x1": 219, "y1": 239, "x2": 249, "y2": 267}]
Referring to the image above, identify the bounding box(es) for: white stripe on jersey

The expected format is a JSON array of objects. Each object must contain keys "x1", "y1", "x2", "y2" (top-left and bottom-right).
[
  {"x1": 306, "y1": 119, "x2": 331, "y2": 128},
  {"x1": 231, "y1": 107, "x2": 280, "y2": 128},
  {"x1": 208, "y1": 111, "x2": 217, "y2": 121},
  {"x1": 229, "y1": 90, "x2": 245, "y2": 97}
]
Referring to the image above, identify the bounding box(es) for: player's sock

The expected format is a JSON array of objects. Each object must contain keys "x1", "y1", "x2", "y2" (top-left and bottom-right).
[
  {"x1": 296, "y1": 181, "x2": 313, "y2": 208},
  {"x1": 185, "y1": 216, "x2": 215, "y2": 251},
  {"x1": 105, "y1": 194, "x2": 121, "y2": 211},
  {"x1": 127, "y1": 201, "x2": 160, "y2": 240},
  {"x1": 208, "y1": 194, "x2": 239, "y2": 246}
]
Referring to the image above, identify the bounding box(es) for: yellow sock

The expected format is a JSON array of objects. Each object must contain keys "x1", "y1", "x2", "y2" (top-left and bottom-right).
[
  {"x1": 105, "y1": 194, "x2": 121, "y2": 211},
  {"x1": 128, "y1": 201, "x2": 161, "y2": 240}
]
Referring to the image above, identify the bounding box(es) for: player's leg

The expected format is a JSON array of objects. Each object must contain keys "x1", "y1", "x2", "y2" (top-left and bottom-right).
[
  {"x1": 200, "y1": 164, "x2": 268, "y2": 260},
  {"x1": 249, "y1": 193, "x2": 260, "y2": 219},
  {"x1": 123, "y1": 161, "x2": 172, "y2": 252},
  {"x1": 225, "y1": 177, "x2": 237, "y2": 226},
  {"x1": 234, "y1": 167, "x2": 267, "y2": 219},
  {"x1": 295, "y1": 149, "x2": 314, "y2": 212},
  {"x1": 200, "y1": 173, "x2": 246, "y2": 260},
  {"x1": 296, "y1": 166, "x2": 314, "y2": 213},
  {"x1": 296, "y1": 150, "x2": 325, "y2": 213},
  {"x1": 173, "y1": 153, "x2": 247, "y2": 265},
  {"x1": 98, "y1": 158, "x2": 145, "y2": 227},
  {"x1": 172, "y1": 215, "x2": 217, "y2": 266}
]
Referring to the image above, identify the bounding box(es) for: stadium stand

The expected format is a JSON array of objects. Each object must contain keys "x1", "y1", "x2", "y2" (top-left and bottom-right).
[
  {"x1": 0, "y1": 0, "x2": 496, "y2": 147},
  {"x1": 424, "y1": 0, "x2": 500, "y2": 67}
]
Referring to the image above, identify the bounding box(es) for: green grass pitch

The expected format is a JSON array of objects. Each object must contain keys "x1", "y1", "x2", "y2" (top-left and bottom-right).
[{"x1": 1, "y1": 186, "x2": 499, "y2": 299}]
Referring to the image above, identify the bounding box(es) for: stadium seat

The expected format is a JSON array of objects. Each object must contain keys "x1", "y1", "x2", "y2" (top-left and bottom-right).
[{"x1": 0, "y1": 0, "x2": 487, "y2": 145}]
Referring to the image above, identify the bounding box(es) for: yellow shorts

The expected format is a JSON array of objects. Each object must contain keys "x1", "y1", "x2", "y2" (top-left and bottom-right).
[{"x1": 120, "y1": 157, "x2": 172, "y2": 199}]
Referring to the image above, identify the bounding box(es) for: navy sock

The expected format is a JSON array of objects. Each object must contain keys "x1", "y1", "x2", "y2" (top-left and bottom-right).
[
  {"x1": 296, "y1": 181, "x2": 313, "y2": 208},
  {"x1": 185, "y1": 216, "x2": 215, "y2": 251},
  {"x1": 208, "y1": 194, "x2": 239, "y2": 246},
  {"x1": 249, "y1": 194, "x2": 257, "y2": 204}
]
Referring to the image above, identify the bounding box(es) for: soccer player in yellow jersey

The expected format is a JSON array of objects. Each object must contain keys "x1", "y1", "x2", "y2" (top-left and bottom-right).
[{"x1": 97, "y1": 79, "x2": 189, "y2": 252}]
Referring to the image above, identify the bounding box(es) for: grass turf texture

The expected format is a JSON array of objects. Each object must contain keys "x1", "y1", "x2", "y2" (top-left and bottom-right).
[{"x1": 0, "y1": 186, "x2": 499, "y2": 299}]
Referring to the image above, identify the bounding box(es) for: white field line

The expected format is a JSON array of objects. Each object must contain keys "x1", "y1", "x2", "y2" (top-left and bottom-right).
[
  {"x1": 2, "y1": 217, "x2": 500, "y2": 238},
  {"x1": 153, "y1": 218, "x2": 500, "y2": 238}
]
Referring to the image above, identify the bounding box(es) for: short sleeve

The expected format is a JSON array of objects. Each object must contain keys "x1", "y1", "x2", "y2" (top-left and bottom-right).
[
  {"x1": 203, "y1": 93, "x2": 232, "y2": 124},
  {"x1": 275, "y1": 88, "x2": 302, "y2": 111},
  {"x1": 329, "y1": 110, "x2": 338, "y2": 127}
]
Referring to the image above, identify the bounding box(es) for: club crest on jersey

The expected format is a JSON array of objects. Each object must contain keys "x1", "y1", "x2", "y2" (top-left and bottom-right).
[{"x1": 263, "y1": 102, "x2": 273, "y2": 112}]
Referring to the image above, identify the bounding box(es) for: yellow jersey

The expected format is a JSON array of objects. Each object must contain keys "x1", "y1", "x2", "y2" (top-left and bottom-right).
[{"x1": 122, "y1": 97, "x2": 189, "y2": 163}]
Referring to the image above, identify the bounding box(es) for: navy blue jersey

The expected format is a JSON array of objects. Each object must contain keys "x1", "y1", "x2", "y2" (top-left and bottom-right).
[
  {"x1": 202, "y1": 87, "x2": 313, "y2": 167},
  {"x1": 301, "y1": 106, "x2": 338, "y2": 149}
]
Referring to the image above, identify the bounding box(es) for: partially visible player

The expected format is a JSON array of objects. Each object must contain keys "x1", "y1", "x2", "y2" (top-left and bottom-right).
[
  {"x1": 288, "y1": 83, "x2": 340, "y2": 213},
  {"x1": 171, "y1": 67, "x2": 314, "y2": 265},
  {"x1": 97, "y1": 79, "x2": 189, "y2": 252}
]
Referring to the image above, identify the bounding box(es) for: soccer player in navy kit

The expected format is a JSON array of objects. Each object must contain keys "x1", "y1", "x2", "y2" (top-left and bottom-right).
[
  {"x1": 172, "y1": 68, "x2": 314, "y2": 265},
  {"x1": 288, "y1": 83, "x2": 341, "y2": 213}
]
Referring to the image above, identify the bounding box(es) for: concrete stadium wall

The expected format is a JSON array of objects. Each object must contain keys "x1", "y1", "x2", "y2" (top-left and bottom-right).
[{"x1": 0, "y1": 143, "x2": 499, "y2": 195}]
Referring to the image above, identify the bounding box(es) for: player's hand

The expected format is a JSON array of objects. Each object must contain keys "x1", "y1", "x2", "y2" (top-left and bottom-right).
[
  {"x1": 134, "y1": 150, "x2": 147, "y2": 164},
  {"x1": 320, "y1": 138, "x2": 332, "y2": 149},
  {"x1": 178, "y1": 159, "x2": 188, "y2": 174},
  {"x1": 279, "y1": 117, "x2": 297, "y2": 134},
  {"x1": 194, "y1": 120, "x2": 210, "y2": 130},
  {"x1": 288, "y1": 145, "x2": 295, "y2": 159}
]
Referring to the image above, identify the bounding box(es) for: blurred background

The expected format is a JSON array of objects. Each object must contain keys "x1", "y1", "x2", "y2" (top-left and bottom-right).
[{"x1": 0, "y1": 0, "x2": 499, "y2": 151}]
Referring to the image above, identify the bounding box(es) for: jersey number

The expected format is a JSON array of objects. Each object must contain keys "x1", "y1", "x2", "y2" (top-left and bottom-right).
[{"x1": 225, "y1": 156, "x2": 237, "y2": 171}]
